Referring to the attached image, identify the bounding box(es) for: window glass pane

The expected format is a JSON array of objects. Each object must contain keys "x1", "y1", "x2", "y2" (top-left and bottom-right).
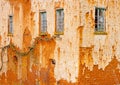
[
  {"x1": 56, "y1": 9, "x2": 64, "y2": 33},
  {"x1": 9, "y1": 16, "x2": 13, "y2": 34},
  {"x1": 40, "y1": 12, "x2": 47, "y2": 33},
  {"x1": 99, "y1": 10, "x2": 104, "y2": 23},
  {"x1": 95, "y1": 8, "x2": 105, "y2": 32}
]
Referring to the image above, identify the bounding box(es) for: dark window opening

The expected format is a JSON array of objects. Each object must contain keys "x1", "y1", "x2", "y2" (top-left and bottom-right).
[{"x1": 95, "y1": 8, "x2": 105, "y2": 32}]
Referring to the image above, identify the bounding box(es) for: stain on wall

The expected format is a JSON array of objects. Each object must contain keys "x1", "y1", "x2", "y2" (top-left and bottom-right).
[{"x1": 78, "y1": 57, "x2": 120, "y2": 85}]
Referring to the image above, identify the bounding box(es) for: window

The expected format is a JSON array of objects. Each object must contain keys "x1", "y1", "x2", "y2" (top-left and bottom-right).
[
  {"x1": 95, "y1": 8, "x2": 105, "y2": 32},
  {"x1": 8, "y1": 15, "x2": 13, "y2": 34},
  {"x1": 56, "y1": 9, "x2": 64, "y2": 34},
  {"x1": 40, "y1": 12, "x2": 47, "y2": 34}
]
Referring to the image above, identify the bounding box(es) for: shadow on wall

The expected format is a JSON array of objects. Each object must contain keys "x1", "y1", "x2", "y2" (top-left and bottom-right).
[{"x1": 23, "y1": 28, "x2": 32, "y2": 51}]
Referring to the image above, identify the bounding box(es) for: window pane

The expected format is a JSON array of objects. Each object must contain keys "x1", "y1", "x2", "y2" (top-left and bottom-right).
[
  {"x1": 56, "y1": 9, "x2": 64, "y2": 33},
  {"x1": 95, "y1": 8, "x2": 105, "y2": 32},
  {"x1": 40, "y1": 12, "x2": 47, "y2": 33},
  {"x1": 9, "y1": 16, "x2": 13, "y2": 34}
]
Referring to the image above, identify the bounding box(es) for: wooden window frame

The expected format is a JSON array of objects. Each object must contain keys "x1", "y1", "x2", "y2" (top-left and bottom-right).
[
  {"x1": 39, "y1": 11, "x2": 47, "y2": 36},
  {"x1": 8, "y1": 15, "x2": 13, "y2": 36},
  {"x1": 55, "y1": 8, "x2": 64, "y2": 35},
  {"x1": 94, "y1": 7, "x2": 107, "y2": 35}
]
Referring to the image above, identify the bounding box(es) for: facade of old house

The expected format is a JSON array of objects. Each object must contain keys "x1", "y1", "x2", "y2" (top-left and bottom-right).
[{"x1": 0, "y1": 0, "x2": 120, "y2": 85}]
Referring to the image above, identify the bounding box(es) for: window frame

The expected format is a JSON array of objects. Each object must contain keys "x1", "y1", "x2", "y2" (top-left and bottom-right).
[
  {"x1": 8, "y1": 15, "x2": 13, "y2": 36},
  {"x1": 39, "y1": 11, "x2": 47, "y2": 36},
  {"x1": 95, "y1": 7, "x2": 106, "y2": 34},
  {"x1": 55, "y1": 8, "x2": 64, "y2": 35}
]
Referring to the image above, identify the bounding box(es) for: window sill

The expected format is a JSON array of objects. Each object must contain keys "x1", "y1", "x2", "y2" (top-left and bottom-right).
[
  {"x1": 7, "y1": 33, "x2": 13, "y2": 37},
  {"x1": 94, "y1": 32, "x2": 107, "y2": 35},
  {"x1": 39, "y1": 32, "x2": 48, "y2": 36},
  {"x1": 54, "y1": 32, "x2": 64, "y2": 35}
]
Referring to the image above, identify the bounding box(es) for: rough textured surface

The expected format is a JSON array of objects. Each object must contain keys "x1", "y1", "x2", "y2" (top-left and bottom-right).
[{"x1": 0, "y1": 0, "x2": 120, "y2": 85}]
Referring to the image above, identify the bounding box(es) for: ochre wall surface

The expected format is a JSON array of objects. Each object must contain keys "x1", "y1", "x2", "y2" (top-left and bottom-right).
[{"x1": 0, "y1": 0, "x2": 120, "y2": 85}]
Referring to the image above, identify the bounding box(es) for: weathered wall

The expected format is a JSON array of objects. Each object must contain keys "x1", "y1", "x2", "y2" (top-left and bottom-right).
[
  {"x1": 78, "y1": 0, "x2": 120, "y2": 68},
  {"x1": 32, "y1": 0, "x2": 80, "y2": 83},
  {"x1": 78, "y1": 0, "x2": 120, "y2": 85},
  {"x1": 0, "y1": 0, "x2": 80, "y2": 84},
  {"x1": 0, "y1": 0, "x2": 120, "y2": 85},
  {"x1": 0, "y1": 0, "x2": 11, "y2": 75}
]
